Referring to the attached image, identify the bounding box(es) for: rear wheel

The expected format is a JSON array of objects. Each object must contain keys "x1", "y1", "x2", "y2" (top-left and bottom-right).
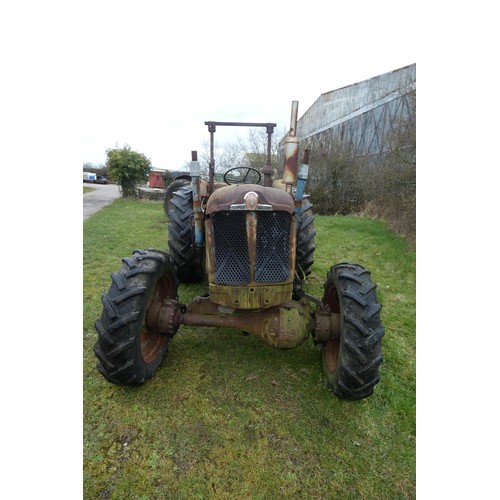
[
  {"x1": 293, "y1": 195, "x2": 316, "y2": 299},
  {"x1": 94, "y1": 249, "x2": 179, "y2": 386},
  {"x1": 163, "y1": 178, "x2": 191, "y2": 217},
  {"x1": 167, "y1": 185, "x2": 205, "y2": 282},
  {"x1": 321, "y1": 263, "x2": 384, "y2": 399}
]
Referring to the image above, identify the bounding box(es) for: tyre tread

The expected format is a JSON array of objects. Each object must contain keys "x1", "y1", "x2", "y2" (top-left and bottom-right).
[
  {"x1": 167, "y1": 185, "x2": 204, "y2": 282},
  {"x1": 322, "y1": 263, "x2": 384, "y2": 400},
  {"x1": 93, "y1": 249, "x2": 176, "y2": 386}
]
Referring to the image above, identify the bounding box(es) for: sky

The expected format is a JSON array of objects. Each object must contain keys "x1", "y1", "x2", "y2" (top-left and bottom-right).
[{"x1": 80, "y1": 0, "x2": 416, "y2": 172}]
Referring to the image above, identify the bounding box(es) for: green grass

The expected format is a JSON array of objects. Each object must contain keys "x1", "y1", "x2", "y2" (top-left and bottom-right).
[
  {"x1": 84, "y1": 198, "x2": 416, "y2": 499},
  {"x1": 84, "y1": 186, "x2": 96, "y2": 194}
]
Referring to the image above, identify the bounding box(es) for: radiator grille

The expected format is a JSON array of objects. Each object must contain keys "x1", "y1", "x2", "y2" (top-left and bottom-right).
[
  {"x1": 212, "y1": 212, "x2": 250, "y2": 284},
  {"x1": 212, "y1": 211, "x2": 291, "y2": 285},
  {"x1": 255, "y1": 212, "x2": 291, "y2": 282}
]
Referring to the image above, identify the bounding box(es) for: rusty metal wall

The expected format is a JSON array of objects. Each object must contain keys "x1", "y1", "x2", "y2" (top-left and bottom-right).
[{"x1": 295, "y1": 64, "x2": 416, "y2": 162}]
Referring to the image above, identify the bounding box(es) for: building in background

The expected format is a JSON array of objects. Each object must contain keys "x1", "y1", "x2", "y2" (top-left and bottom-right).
[{"x1": 295, "y1": 64, "x2": 416, "y2": 165}]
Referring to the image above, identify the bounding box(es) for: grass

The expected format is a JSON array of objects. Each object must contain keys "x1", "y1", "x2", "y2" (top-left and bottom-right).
[
  {"x1": 84, "y1": 186, "x2": 96, "y2": 194},
  {"x1": 83, "y1": 198, "x2": 416, "y2": 499}
]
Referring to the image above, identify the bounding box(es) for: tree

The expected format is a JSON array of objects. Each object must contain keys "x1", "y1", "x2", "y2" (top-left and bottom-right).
[
  {"x1": 106, "y1": 145, "x2": 151, "y2": 197},
  {"x1": 373, "y1": 85, "x2": 416, "y2": 241},
  {"x1": 197, "y1": 126, "x2": 285, "y2": 179}
]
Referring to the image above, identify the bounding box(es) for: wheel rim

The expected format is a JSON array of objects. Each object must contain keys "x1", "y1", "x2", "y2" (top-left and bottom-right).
[
  {"x1": 324, "y1": 338, "x2": 340, "y2": 373},
  {"x1": 324, "y1": 282, "x2": 341, "y2": 373},
  {"x1": 140, "y1": 273, "x2": 176, "y2": 363}
]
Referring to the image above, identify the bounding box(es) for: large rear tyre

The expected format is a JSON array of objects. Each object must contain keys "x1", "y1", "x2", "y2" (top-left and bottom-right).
[
  {"x1": 163, "y1": 178, "x2": 191, "y2": 217},
  {"x1": 293, "y1": 195, "x2": 316, "y2": 299},
  {"x1": 167, "y1": 185, "x2": 205, "y2": 282},
  {"x1": 321, "y1": 263, "x2": 384, "y2": 400},
  {"x1": 94, "y1": 249, "x2": 179, "y2": 386}
]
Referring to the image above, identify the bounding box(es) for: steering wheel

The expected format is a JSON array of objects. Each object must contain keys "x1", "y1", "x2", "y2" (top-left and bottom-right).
[{"x1": 223, "y1": 167, "x2": 262, "y2": 185}]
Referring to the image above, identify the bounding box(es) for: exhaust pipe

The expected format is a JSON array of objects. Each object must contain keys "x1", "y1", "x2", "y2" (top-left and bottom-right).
[{"x1": 282, "y1": 101, "x2": 300, "y2": 194}]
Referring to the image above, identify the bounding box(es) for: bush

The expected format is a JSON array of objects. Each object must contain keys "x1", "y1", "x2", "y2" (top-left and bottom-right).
[
  {"x1": 306, "y1": 148, "x2": 415, "y2": 243},
  {"x1": 300, "y1": 88, "x2": 416, "y2": 243},
  {"x1": 106, "y1": 145, "x2": 151, "y2": 197},
  {"x1": 359, "y1": 158, "x2": 416, "y2": 244},
  {"x1": 307, "y1": 144, "x2": 364, "y2": 215}
]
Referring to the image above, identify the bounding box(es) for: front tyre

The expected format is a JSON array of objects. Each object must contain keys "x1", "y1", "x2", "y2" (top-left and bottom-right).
[
  {"x1": 94, "y1": 249, "x2": 179, "y2": 386},
  {"x1": 321, "y1": 263, "x2": 384, "y2": 400}
]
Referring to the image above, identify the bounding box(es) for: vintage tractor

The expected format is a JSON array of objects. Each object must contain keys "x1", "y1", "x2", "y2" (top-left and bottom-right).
[{"x1": 94, "y1": 101, "x2": 384, "y2": 400}]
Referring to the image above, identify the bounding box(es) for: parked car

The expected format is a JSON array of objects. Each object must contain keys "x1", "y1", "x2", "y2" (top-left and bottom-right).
[{"x1": 95, "y1": 175, "x2": 108, "y2": 184}]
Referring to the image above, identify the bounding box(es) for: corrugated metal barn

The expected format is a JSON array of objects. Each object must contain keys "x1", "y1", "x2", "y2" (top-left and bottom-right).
[{"x1": 296, "y1": 64, "x2": 416, "y2": 164}]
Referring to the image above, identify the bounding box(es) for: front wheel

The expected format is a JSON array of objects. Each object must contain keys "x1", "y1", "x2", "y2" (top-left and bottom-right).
[
  {"x1": 94, "y1": 249, "x2": 179, "y2": 386},
  {"x1": 321, "y1": 263, "x2": 384, "y2": 399}
]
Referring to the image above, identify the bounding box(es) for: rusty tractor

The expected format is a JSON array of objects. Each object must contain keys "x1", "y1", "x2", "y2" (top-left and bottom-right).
[{"x1": 94, "y1": 101, "x2": 384, "y2": 400}]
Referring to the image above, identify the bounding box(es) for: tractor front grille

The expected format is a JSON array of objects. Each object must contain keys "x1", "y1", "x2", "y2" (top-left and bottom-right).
[
  {"x1": 212, "y1": 211, "x2": 291, "y2": 285},
  {"x1": 255, "y1": 212, "x2": 291, "y2": 283},
  {"x1": 212, "y1": 211, "x2": 250, "y2": 285}
]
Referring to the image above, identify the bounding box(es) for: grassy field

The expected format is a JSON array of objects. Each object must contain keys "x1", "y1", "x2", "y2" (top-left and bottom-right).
[{"x1": 83, "y1": 198, "x2": 416, "y2": 499}]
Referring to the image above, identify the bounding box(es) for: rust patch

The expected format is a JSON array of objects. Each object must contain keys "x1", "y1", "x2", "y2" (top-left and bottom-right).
[
  {"x1": 206, "y1": 184, "x2": 294, "y2": 215},
  {"x1": 181, "y1": 298, "x2": 313, "y2": 349},
  {"x1": 324, "y1": 338, "x2": 340, "y2": 373}
]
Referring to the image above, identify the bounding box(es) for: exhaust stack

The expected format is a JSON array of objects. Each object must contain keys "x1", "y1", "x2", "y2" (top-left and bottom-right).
[{"x1": 282, "y1": 101, "x2": 300, "y2": 194}]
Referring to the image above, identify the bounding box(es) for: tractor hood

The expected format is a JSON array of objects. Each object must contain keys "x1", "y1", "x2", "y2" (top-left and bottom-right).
[{"x1": 206, "y1": 184, "x2": 295, "y2": 215}]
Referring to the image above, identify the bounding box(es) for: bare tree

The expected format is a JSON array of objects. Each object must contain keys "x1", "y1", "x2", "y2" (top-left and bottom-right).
[
  {"x1": 197, "y1": 126, "x2": 285, "y2": 180},
  {"x1": 386, "y1": 85, "x2": 416, "y2": 167},
  {"x1": 306, "y1": 140, "x2": 363, "y2": 215},
  {"x1": 361, "y1": 82, "x2": 416, "y2": 241},
  {"x1": 83, "y1": 162, "x2": 107, "y2": 175}
]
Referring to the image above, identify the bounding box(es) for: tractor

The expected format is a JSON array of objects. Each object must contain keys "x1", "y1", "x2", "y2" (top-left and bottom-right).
[{"x1": 94, "y1": 101, "x2": 384, "y2": 400}]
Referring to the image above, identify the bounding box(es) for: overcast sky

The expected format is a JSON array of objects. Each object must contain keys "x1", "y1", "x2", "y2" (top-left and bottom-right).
[{"x1": 80, "y1": 0, "x2": 416, "y2": 171}]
